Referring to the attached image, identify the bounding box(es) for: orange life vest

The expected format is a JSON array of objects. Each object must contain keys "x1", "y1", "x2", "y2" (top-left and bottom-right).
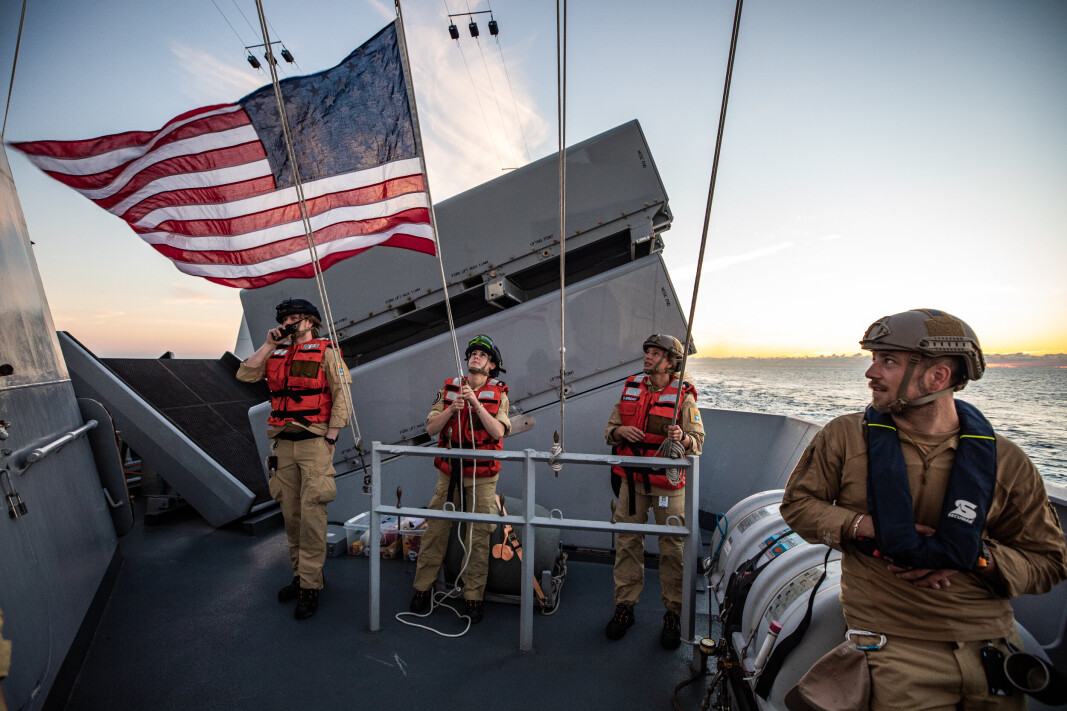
[
  {"x1": 265, "y1": 338, "x2": 337, "y2": 428},
  {"x1": 611, "y1": 373, "x2": 697, "y2": 491},
  {"x1": 433, "y1": 377, "x2": 507, "y2": 478}
]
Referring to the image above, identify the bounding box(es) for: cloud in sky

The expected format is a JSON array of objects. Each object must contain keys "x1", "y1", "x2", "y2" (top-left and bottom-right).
[
  {"x1": 704, "y1": 242, "x2": 797, "y2": 271},
  {"x1": 170, "y1": 42, "x2": 263, "y2": 105},
  {"x1": 399, "y1": 8, "x2": 550, "y2": 200},
  {"x1": 169, "y1": 6, "x2": 548, "y2": 203}
]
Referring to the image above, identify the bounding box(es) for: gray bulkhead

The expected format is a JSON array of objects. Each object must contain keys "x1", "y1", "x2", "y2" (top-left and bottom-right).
[
  {"x1": 0, "y1": 146, "x2": 119, "y2": 711},
  {"x1": 239, "y1": 120, "x2": 693, "y2": 547},
  {"x1": 239, "y1": 120, "x2": 673, "y2": 364}
]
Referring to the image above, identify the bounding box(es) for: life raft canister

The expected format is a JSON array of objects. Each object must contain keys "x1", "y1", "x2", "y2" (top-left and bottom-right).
[
  {"x1": 611, "y1": 373, "x2": 697, "y2": 492},
  {"x1": 433, "y1": 377, "x2": 508, "y2": 478},
  {"x1": 862, "y1": 399, "x2": 997, "y2": 570},
  {"x1": 266, "y1": 339, "x2": 337, "y2": 427}
]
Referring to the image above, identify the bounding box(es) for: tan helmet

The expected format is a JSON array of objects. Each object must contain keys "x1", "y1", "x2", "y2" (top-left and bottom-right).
[
  {"x1": 860, "y1": 308, "x2": 985, "y2": 384},
  {"x1": 643, "y1": 333, "x2": 685, "y2": 361}
]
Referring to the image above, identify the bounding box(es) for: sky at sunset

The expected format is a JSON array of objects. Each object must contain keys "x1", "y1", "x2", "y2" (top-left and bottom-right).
[{"x1": 3, "y1": 0, "x2": 1065, "y2": 358}]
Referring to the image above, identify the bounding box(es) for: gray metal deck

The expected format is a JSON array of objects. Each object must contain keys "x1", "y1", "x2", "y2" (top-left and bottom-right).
[{"x1": 63, "y1": 499, "x2": 714, "y2": 710}]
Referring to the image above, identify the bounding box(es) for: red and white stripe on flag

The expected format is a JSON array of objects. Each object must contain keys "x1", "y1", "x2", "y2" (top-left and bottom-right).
[{"x1": 10, "y1": 23, "x2": 435, "y2": 289}]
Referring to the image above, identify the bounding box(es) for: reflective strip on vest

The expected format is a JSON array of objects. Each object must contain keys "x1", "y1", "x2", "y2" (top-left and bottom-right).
[{"x1": 610, "y1": 374, "x2": 697, "y2": 491}]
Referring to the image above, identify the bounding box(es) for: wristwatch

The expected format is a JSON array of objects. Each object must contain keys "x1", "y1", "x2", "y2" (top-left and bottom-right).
[{"x1": 324, "y1": 436, "x2": 337, "y2": 445}]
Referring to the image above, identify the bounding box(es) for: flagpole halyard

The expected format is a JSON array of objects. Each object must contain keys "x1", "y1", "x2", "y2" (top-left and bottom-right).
[
  {"x1": 394, "y1": 0, "x2": 466, "y2": 383},
  {"x1": 252, "y1": 0, "x2": 368, "y2": 477}
]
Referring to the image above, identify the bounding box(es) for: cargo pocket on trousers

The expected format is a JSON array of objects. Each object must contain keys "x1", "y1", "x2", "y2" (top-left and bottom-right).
[
  {"x1": 267, "y1": 473, "x2": 284, "y2": 503},
  {"x1": 307, "y1": 473, "x2": 337, "y2": 505}
]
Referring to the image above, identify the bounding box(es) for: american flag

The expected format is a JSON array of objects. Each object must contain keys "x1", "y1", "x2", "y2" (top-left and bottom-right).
[{"x1": 10, "y1": 22, "x2": 434, "y2": 289}]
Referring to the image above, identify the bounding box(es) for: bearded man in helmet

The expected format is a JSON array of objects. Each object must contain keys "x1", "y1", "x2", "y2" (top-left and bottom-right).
[
  {"x1": 604, "y1": 334, "x2": 705, "y2": 650},
  {"x1": 237, "y1": 298, "x2": 351, "y2": 619},
  {"x1": 409, "y1": 335, "x2": 512, "y2": 624},
  {"x1": 781, "y1": 309, "x2": 1067, "y2": 709}
]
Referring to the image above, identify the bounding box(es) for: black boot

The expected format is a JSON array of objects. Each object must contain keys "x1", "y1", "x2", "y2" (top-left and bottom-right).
[
  {"x1": 277, "y1": 576, "x2": 300, "y2": 603},
  {"x1": 661, "y1": 610, "x2": 681, "y2": 650},
  {"x1": 464, "y1": 599, "x2": 484, "y2": 624},
  {"x1": 410, "y1": 589, "x2": 432, "y2": 614},
  {"x1": 605, "y1": 603, "x2": 635, "y2": 640},
  {"x1": 294, "y1": 588, "x2": 319, "y2": 619}
]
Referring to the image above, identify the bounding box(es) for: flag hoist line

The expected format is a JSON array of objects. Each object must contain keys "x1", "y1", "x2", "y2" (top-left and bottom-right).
[
  {"x1": 543, "y1": 0, "x2": 746, "y2": 485},
  {"x1": 251, "y1": 1, "x2": 479, "y2": 498},
  {"x1": 395, "y1": 0, "x2": 485, "y2": 634},
  {"x1": 548, "y1": 0, "x2": 567, "y2": 476},
  {"x1": 252, "y1": 0, "x2": 372, "y2": 484},
  {"x1": 254, "y1": 0, "x2": 484, "y2": 631},
  {"x1": 657, "y1": 0, "x2": 746, "y2": 478}
]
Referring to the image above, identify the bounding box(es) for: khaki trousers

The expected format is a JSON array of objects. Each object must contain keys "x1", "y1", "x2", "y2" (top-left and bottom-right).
[
  {"x1": 412, "y1": 472, "x2": 498, "y2": 600},
  {"x1": 864, "y1": 631, "x2": 1026, "y2": 711},
  {"x1": 613, "y1": 484, "x2": 685, "y2": 614},
  {"x1": 268, "y1": 437, "x2": 337, "y2": 589}
]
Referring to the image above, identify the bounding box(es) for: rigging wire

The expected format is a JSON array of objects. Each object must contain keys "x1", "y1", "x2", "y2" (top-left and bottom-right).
[
  {"x1": 233, "y1": 0, "x2": 262, "y2": 37},
  {"x1": 443, "y1": 0, "x2": 505, "y2": 170},
  {"x1": 670, "y1": 0, "x2": 746, "y2": 436},
  {"x1": 493, "y1": 34, "x2": 532, "y2": 165},
  {"x1": 210, "y1": 0, "x2": 251, "y2": 50},
  {"x1": 652, "y1": 0, "x2": 747, "y2": 578},
  {"x1": 251, "y1": 0, "x2": 365, "y2": 478},
  {"x1": 1, "y1": 0, "x2": 28, "y2": 141},
  {"x1": 240, "y1": 0, "x2": 294, "y2": 77},
  {"x1": 548, "y1": 0, "x2": 567, "y2": 474},
  {"x1": 471, "y1": 27, "x2": 518, "y2": 168},
  {"x1": 395, "y1": 0, "x2": 482, "y2": 636}
]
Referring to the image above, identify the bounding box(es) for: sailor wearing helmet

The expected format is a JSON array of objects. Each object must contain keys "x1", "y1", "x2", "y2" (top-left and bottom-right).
[
  {"x1": 409, "y1": 335, "x2": 512, "y2": 624},
  {"x1": 604, "y1": 333, "x2": 704, "y2": 650},
  {"x1": 781, "y1": 309, "x2": 1067, "y2": 709},
  {"x1": 237, "y1": 298, "x2": 351, "y2": 619}
]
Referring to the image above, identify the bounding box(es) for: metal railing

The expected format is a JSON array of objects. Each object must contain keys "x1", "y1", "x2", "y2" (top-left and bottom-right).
[{"x1": 368, "y1": 442, "x2": 699, "y2": 665}]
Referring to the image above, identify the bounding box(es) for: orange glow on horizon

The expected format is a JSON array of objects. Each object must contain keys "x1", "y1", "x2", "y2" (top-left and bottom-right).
[{"x1": 694, "y1": 342, "x2": 1067, "y2": 359}]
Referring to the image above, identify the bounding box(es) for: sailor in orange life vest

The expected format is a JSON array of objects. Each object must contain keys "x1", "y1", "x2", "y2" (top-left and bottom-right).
[
  {"x1": 236, "y1": 298, "x2": 351, "y2": 620},
  {"x1": 781, "y1": 310, "x2": 1067, "y2": 710},
  {"x1": 604, "y1": 334, "x2": 704, "y2": 650},
  {"x1": 409, "y1": 335, "x2": 511, "y2": 624}
]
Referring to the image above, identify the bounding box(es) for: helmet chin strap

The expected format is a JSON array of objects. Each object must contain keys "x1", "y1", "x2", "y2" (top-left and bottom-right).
[
  {"x1": 468, "y1": 366, "x2": 491, "y2": 377},
  {"x1": 874, "y1": 352, "x2": 955, "y2": 414},
  {"x1": 643, "y1": 353, "x2": 674, "y2": 375}
]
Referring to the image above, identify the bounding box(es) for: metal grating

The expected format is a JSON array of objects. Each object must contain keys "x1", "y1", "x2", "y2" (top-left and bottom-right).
[{"x1": 102, "y1": 354, "x2": 272, "y2": 504}]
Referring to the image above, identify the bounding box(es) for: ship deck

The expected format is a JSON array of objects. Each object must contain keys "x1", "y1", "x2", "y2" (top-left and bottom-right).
[{"x1": 64, "y1": 500, "x2": 715, "y2": 710}]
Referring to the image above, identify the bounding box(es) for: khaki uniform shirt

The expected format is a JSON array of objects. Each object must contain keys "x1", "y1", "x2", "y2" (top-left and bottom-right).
[
  {"x1": 604, "y1": 376, "x2": 705, "y2": 497},
  {"x1": 781, "y1": 411, "x2": 1067, "y2": 641},
  {"x1": 237, "y1": 346, "x2": 351, "y2": 437}
]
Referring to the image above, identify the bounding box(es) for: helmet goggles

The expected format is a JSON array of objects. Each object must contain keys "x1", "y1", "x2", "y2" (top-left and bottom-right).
[{"x1": 465, "y1": 334, "x2": 505, "y2": 377}]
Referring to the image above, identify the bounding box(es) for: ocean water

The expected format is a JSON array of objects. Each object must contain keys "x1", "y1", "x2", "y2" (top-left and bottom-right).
[{"x1": 686, "y1": 360, "x2": 1067, "y2": 487}]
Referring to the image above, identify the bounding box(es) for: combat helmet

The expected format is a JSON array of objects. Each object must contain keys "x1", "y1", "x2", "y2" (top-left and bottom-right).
[
  {"x1": 275, "y1": 298, "x2": 321, "y2": 324},
  {"x1": 860, "y1": 308, "x2": 984, "y2": 413},
  {"x1": 642, "y1": 334, "x2": 685, "y2": 361},
  {"x1": 465, "y1": 334, "x2": 505, "y2": 378}
]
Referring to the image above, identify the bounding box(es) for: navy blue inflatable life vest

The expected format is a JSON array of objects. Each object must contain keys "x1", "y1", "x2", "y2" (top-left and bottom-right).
[{"x1": 863, "y1": 400, "x2": 996, "y2": 571}]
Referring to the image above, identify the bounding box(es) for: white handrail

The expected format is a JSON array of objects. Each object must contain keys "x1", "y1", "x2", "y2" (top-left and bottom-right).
[{"x1": 368, "y1": 442, "x2": 702, "y2": 671}]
